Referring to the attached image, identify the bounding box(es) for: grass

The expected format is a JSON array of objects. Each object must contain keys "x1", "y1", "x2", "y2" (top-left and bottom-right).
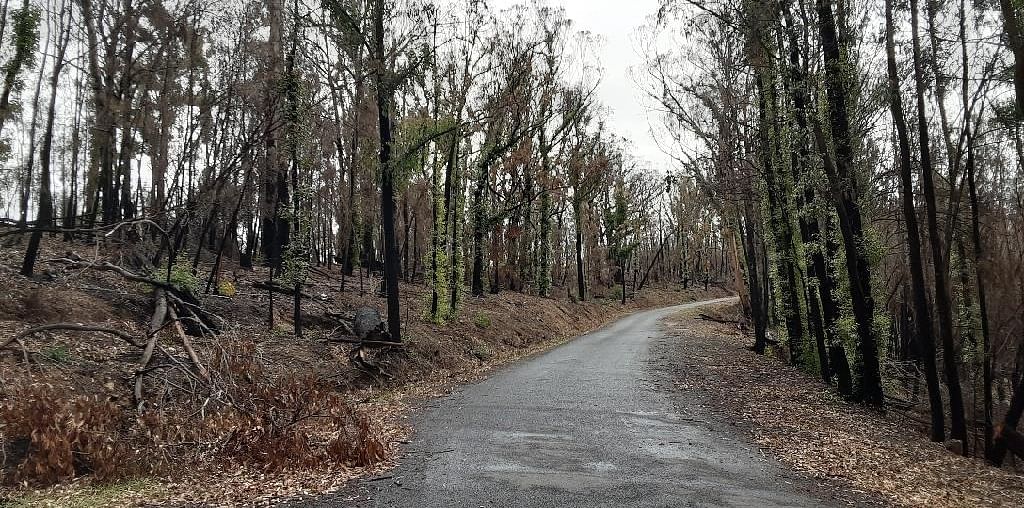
[
  {"x1": 472, "y1": 313, "x2": 491, "y2": 329},
  {"x1": 3, "y1": 478, "x2": 165, "y2": 508},
  {"x1": 41, "y1": 344, "x2": 71, "y2": 364}
]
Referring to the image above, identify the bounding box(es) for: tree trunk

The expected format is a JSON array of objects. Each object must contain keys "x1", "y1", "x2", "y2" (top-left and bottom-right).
[
  {"x1": 910, "y1": 0, "x2": 967, "y2": 451},
  {"x1": 887, "y1": 0, "x2": 945, "y2": 442},
  {"x1": 373, "y1": 0, "x2": 401, "y2": 342},
  {"x1": 574, "y1": 201, "x2": 586, "y2": 300},
  {"x1": 815, "y1": 0, "x2": 883, "y2": 405}
]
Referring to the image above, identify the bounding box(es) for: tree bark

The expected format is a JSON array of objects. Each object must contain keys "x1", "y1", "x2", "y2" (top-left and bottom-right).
[
  {"x1": 886, "y1": 0, "x2": 945, "y2": 442},
  {"x1": 814, "y1": 0, "x2": 883, "y2": 405},
  {"x1": 910, "y1": 0, "x2": 967, "y2": 451},
  {"x1": 373, "y1": 0, "x2": 401, "y2": 342}
]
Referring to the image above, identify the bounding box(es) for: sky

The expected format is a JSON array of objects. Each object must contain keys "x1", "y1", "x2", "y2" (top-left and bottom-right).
[{"x1": 486, "y1": 0, "x2": 672, "y2": 173}]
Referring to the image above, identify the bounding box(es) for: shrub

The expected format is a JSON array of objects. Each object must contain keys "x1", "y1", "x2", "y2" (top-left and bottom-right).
[
  {"x1": 153, "y1": 262, "x2": 200, "y2": 296},
  {"x1": 470, "y1": 344, "x2": 494, "y2": 361},
  {"x1": 209, "y1": 340, "x2": 389, "y2": 470},
  {"x1": 0, "y1": 340, "x2": 392, "y2": 487},
  {"x1": 41, "y1": 345, "x2": 71, "y2": 364},
  {"x1": 0, "y1": 384, "x2": 131, "y2": 486},
  {"x1": 473, "y1": 313, "x2": 491, "y2": 329},
  {"x1": 217, "y1": 280, "x2": 236, "y2": 297}
]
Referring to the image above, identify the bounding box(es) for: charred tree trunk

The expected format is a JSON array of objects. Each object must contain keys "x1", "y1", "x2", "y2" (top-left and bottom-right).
[
  {"x1": 887, "y1": 0, "x2": 945, "y2": 442},
  {"x1": 910, "y1": 0, "x2": 967, "y2": 451},
  {"x1": 373, "y1": 0, "x2": 401, "y2": 342},
  {"x1": 815, "y1": 0, "x2": 883, "y2": 405}
]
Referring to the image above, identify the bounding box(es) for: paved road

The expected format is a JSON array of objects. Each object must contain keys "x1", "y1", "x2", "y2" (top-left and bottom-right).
[{"x1": 300, "y1": 298, "x2": 834, "y2": 507}]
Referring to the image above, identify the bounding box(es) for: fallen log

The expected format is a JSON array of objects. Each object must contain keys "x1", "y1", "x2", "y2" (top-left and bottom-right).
[
  {"x1": 135, "y1": 289, "x2": 169, "y2": 408},
  {"x1": 252, "y1": 280, "x2": 321, "y2": 301},
  {"x1": 325, "y1": 336, "x2": 403, "y2": 347},
  {"x1": 2, "y1": 323, "x2": 143, "y2": 350},
  {"x1": 697, "y1": 313, "x2": 740, "y2": 325}
]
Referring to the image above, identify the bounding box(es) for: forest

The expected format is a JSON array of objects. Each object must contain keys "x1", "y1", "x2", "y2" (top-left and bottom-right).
[
  {"x1": 645, "y1": 0, "x2": 1024, "y2": 465},
  {"x1": 1, "y1": 0, "x2": 1024, "y2": 504}
]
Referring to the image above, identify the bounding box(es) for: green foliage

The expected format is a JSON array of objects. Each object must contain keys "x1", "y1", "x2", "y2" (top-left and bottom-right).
[
  {"x1": 424, "y1": 244, "x2": 450, "y2": 323},
  {"x1": 446, "y1": 141, "x2": 468, "y2": 317},
  {"x1": 608, "y1": 285, "x2": 623, "y2": 302},
  {"x1": 604, "y1": 177, "x2": 638, "y2": 265},
  {"x1": 42, "y1": 345, "x2": 71, "y2": 364},
  {"x1": 279, "y1": 66, "x2": 316, "y2": 293},
  {"x1": 0, "y1": 3, "x2": 41, "y2": 162},
  {"x1": 155, "y1": 262, "x2": 200, "y2": 296},
  {"x1": 5, "y1": 4, "x2": 41, "y2": 85},
  {"x1": 470, "y1": 343, "x2": 494, "y2": 361},
  {"x1": 217, "y1": 280, "x2": 236, "y2": 297},
  {"x1": 393, "y1": 114, "x2": 457, "y2": 190},
  {"x1": 472, "y1": 313, "x2": 491, "y2": 329}
]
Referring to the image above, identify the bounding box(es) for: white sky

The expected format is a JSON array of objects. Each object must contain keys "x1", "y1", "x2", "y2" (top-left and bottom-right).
[{"x1": 487, "y1": 0, "x2": 672, "y2": 173}]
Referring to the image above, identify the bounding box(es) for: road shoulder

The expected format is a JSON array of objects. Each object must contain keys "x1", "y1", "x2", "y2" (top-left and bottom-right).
[{"x1": 655, "y1": 302, "x2": 1024, "y2": 507}]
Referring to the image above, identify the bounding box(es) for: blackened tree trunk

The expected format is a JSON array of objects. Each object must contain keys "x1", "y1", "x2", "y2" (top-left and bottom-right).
[
  {"x1": 886, "y1": 0, "x2": 945, "y2": 442},
  {"x1": 815, "y1": 0, "x2": 883, "y2": 405},
  {"x1": 471, "y1": 157, "x2": 488, "y2": 296},
  {"x1": 372, "y1": 0, "x2": 401, "y2": 342},
  {"x1": 741, "y1": 203, "x2": 768, "y2": 354},
  {"x1": 22, "y1": 3, "x2": 69, "y2": 276},
  {"x1": 574, "y1": 201, "x2": 586, "y2": 300},
  {"x1": 261, "y1": 0, "x2": 289, "y2": 270},
  {"x1": 999, "y1": 0, "x2": 1024, "y2": 121},
  {"x1": 78, "y1": 0, "x2": 119, "y2": 225},
  {"x1": 909, "y1": 0, "x2": 967, "y2": 451},
  {"x1": 754, "y1": 60, "x2": 807, "y2": 367},
  {"x1": 782, "y1": 3, "x2": 830, "y2": 381}
]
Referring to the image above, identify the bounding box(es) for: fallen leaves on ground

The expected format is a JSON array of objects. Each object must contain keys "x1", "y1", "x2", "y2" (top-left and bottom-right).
[
  {"x1": 661, "y1": 305, "x2": 1024, "y2": 508},
  {"x1": 1, "y1": 236, "x2": 725, "y2": 505}
]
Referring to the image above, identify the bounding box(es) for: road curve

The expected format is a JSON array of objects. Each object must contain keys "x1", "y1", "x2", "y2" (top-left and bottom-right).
[{"x1": 298, "y1": 298, "x2": 833, "y2": 507}]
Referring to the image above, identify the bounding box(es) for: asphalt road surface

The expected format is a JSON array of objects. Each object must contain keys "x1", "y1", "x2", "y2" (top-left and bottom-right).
[{"x1": 298, "y1": 298, "x2": 837, "y2": 507}]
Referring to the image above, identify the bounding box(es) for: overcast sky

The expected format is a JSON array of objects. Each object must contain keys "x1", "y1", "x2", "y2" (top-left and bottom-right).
[{"x1": 486, "y1": 0, "x2": 671, "y2": 173}]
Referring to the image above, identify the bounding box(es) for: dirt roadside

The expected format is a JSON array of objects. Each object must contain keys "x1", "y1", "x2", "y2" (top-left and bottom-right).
[{"x1": 655, "y1": 302, "x2": 1024, "y2": 508}]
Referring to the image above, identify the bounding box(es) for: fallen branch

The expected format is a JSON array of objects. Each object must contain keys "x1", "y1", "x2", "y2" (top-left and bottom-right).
[
  {"x1": 2, "y1": 323, "x2": 143, "y2": 350},
  {"x1": 0, "y1": 217, "x2": 169, "y2": 241},
  {"x1": 349, "y1": 347, "x2": 393, "y2": 379},
  {"x1": 325, "y1": 336, "x2": 403, "y2": 347},
  {"x1": 46, "y1": 258, "x2": 222, "y2": 335},
  {"x1": 168, "y1": 304, "x2": 210, "y2": 380},
  {"x1": 135, "y1": 289, "x2": 169, "y2": 408},
  {"x1": 697, "y1": 313, "x2": 740, "y2": 325}
]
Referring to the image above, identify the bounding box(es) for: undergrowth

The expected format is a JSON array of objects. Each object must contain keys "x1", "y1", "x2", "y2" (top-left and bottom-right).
[{"x1": 0, "y1": 338, "x2": 387, "y2": 488}]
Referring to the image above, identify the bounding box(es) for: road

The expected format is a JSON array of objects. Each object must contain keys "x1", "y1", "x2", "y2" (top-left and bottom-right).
[{"x1": 299, "y1": 298, "x2": 835, "y2": 507}]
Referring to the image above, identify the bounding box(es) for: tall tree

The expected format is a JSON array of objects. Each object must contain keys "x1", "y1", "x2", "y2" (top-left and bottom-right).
[
  {"x1": 885, "y1": 0, "x2": 945, "y2": 441},
  {"x1": 909, "y1": 0, "x2": 967, "y2": 451}
]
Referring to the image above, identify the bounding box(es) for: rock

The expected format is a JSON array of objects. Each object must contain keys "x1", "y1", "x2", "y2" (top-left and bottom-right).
[{"x1": 353, "y1": 306, "x2": 388, "y2": 341}]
